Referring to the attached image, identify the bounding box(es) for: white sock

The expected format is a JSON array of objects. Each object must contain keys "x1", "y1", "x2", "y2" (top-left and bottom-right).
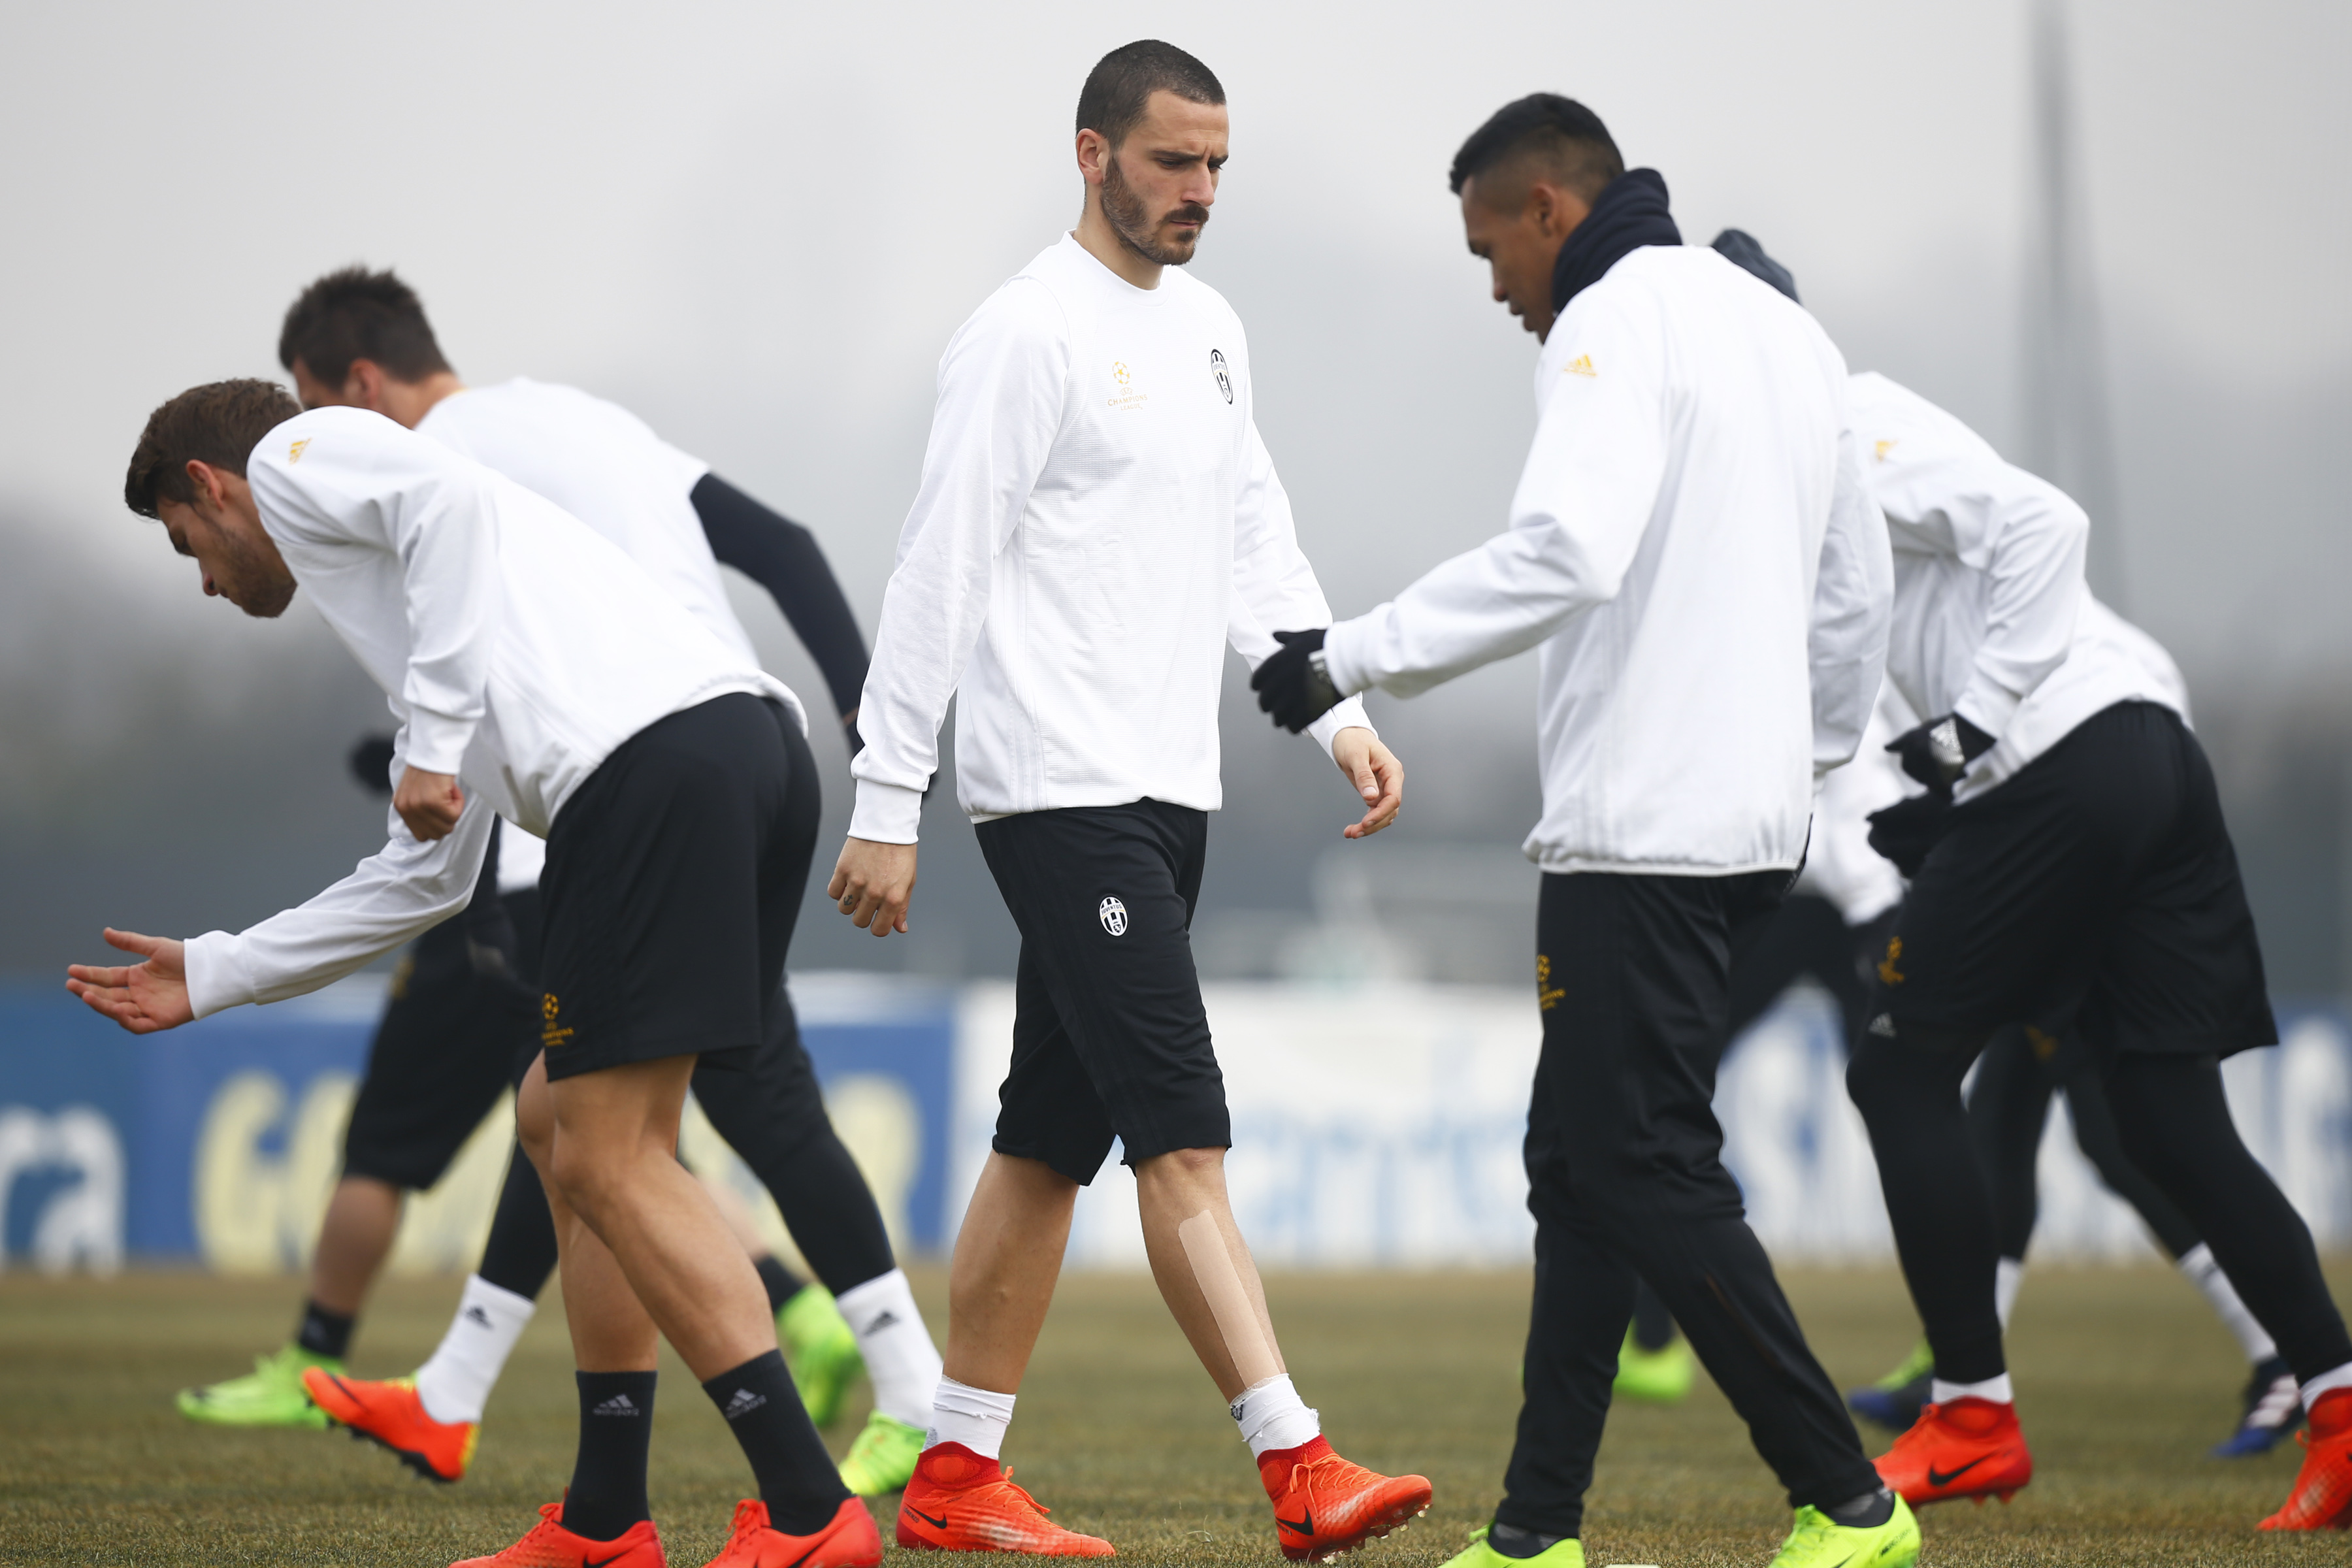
[
  {"x1": 2176, "y1": 1243, "x2": 2280, "y2": 1364},
  {"x1": 1931, "y1": 1373, "x2": 2014, "y2": 1405},
  {"x1": 1994, "y1": 1256, "x2": 2025, "y2": 1332},
  {"x1": 836, "y1": 1269, "x2": 944, "y2": 1429},
  {"x1": 2301, "y1": 1362, "x2": 2352, "y2": 1409},
  {"x1": 1230, "y1": 1373, "x2": 1321, "y2": 1460},
  {"x1": 926, "y1": 1375, "x2": 1016, "y2": 1460},
  {"x1": 413, "y1": 1275, "x2": 536, "y2": 1425}
]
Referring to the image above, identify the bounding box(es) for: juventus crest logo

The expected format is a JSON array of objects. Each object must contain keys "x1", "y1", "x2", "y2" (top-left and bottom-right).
[{"x1": 1209, "y1": 348, "x2": 1233, "y2": 404}]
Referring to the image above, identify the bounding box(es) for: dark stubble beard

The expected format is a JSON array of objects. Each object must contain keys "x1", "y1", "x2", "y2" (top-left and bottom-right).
[{"x1": 1102, "y1": 154, "x2": 1209, "y2": 267}]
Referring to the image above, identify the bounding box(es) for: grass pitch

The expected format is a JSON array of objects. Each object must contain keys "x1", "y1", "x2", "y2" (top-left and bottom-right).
[{"x1": 4, "y1": 1263, "x2": 2350, "y2": 1565}]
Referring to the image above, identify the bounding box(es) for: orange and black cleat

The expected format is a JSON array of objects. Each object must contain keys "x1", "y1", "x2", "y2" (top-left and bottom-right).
[
  {"x1": 2261, "y1": 1386, "x2": 2352, "y2": 1529},
  {"x1": 894, "y1": 1442, "x2": 1115, "y2": 1556},
  {"x1": 698, "y1": 1498, "x2": 881, "y2": 1567},
  {"x1": 1872, "y1": 1397, "x2": 2033, "y2": 1507},
  {"x1": 1260, "y1": 1437, "x2": 1433, "y2": 1563},
  {"x1": 451, "y1": 1501, "x2": 665, "y2": 1568},
  {"x1": 303, "y1": 1367, "x2": 478, "y2": 1484}
]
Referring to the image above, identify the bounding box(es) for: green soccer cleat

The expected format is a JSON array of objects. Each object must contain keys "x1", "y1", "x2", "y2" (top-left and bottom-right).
[
  {"x1": 1438, "y1": 1524, "x2": 1584, "y2": 1568},
  {"x1": 1613, "y1": 1328, "x2": 1697, "y2": 1405},
  {"x1": 1769, "y1": 1498, "x2": 1919, "y2": 1568},
  {"x1": 778, "y1": 1283, "x2": 863, "y2": 1428},
  {"x1": 836, "y1": 1410, "x2": 924, "y2": 1495},
  {"x1": 176, "y1": 1343, "x2": 340, "y2": 1428}
]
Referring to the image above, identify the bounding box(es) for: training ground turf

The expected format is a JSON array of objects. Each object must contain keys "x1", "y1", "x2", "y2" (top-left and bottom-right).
[{"x1": 5, "y1": 1266, "x2": 2352, "y2": 1566}]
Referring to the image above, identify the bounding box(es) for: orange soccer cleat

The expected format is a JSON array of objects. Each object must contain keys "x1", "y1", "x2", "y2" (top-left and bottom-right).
[
  {"x1": 894, "y1": 1442, "x2": 1115, "y2": 1556},
  {"x1": 1872, "y1": 1397, "x2": 2033, "y2": 1507},
  {"x1": 451, "y1": 1501, "x2": 665, "y2": 1568},
  {"x1": 2261, "y1": 1386, "x2": 2352, "y2": 1530},
  {"x1": 303, "y1": 1366, "x2": 479, "y2": 1483},
  {"x1": 1260, "y1": 1437, "x2": 1433, "y2": 1563},
  {"x1": 698, "y1": 1498, "x2": 881, "y2": 1567}
]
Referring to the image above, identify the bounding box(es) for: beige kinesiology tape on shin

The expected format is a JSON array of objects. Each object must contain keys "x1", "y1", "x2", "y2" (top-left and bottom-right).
[{"x1": 1177, "y1": 1210, "x2": 1281, "y2": 1387}]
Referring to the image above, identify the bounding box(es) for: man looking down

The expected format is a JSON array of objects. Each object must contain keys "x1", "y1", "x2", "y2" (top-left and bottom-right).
[{"x1": 76, "y1": 382, "x2": 880, "y2": 1568}]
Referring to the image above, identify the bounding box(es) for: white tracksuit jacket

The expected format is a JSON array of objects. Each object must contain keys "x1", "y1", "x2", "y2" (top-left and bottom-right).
[
  {"x1": 182, "y1": 406, "x2": 792, "y2": 1017},
  {"x1": 1323, "y1": 245, "x2": 1892, "y2": 875},
  {"x1": 1852, "y1": 372, "x2": 2185, "y2": 802}
]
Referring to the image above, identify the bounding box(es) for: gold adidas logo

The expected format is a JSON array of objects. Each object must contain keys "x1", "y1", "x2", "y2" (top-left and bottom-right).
[
  {"x1": 288, "y1": 438, "x2": 310, "y2": 463},
  {"x1": 1874, "y1": 438, "x2": 1898, "y2": 462},
  {"x1": 1563, "y1": 354, "x2": 1596, "y2": 378}
]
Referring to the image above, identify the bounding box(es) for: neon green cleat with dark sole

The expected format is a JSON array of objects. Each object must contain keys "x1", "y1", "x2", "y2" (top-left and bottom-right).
[
  {"x1": 837, "y1": 1411, "x2": 924, "y2": 1495},
  {"x1": 1437, "y1": 1525, "x2": 1584, "y2": 1568},
  {"x1": 176, "y1": 1343, "x2": 340, "y2": 1428},
  {"x1": 1769, "y1": 1498, "x2": 1919, "y2": 1568},
  {"x1": 778, "y1": 1284, "x2": 863, "y2": 1428}
]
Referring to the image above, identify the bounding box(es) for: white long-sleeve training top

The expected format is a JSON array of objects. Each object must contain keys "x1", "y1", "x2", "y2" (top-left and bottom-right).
[
  {"x1": 848, "y1": 233, "x2": 1371, "y2": 844},
  {"x1": 1323, "y1": 245, "x2": 1892, "y2": 875},
  {"x1": 416, "y1": 376, "x2": 772, "y2": 896},
  {"x1": 182, "y1": 406, "x2": 792, "y2": 1017},
  {"x1": 1851, "y1": 372, "x2": 2181, "y2": 800}
]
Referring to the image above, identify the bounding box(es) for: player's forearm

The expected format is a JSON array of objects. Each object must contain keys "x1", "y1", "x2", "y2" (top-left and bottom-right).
[
  {"x1": 690, "y1": 473, "x2": 871, "y2": 719},
  {"x1": 1324, "y1": 521, "x2": 1601, "y2": 701},
  {"x1": 183, "y1": 804, "x2": 493, "y2": 1016}
]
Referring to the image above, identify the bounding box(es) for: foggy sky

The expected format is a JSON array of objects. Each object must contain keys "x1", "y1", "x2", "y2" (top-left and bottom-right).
[{"x1": 1, "y1": 0, "x2": 2345, "y2": 982}]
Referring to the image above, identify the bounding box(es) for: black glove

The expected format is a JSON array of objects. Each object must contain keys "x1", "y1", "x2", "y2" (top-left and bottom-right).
[
  {"x1": 348, "y1": 734, "x2": 398, "y2": 796},
  {"x1": 1886, "y1": 712, "x2": 1995, "y2": 791},
  {"x1": 1252, "y1": 628, "x2": 1339, "y2": 734},
  {"x1": 1867, "y1": 791, "x2": 1952, "y2": 879}
]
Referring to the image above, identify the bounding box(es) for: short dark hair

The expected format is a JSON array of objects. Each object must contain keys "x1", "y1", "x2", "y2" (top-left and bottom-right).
[
  {"x1": 123, "y1": 378, "x2": 302, "y2": 519},
  {"x1": 1449, "y1": 94, "x2": 1624, "y2": 202},
  {"x1": 1075, "y1": 40, "x2": 1224, "y2": 150},
  {"x1": 277, "y1": 265, "x2": 453, "y2": 387}
]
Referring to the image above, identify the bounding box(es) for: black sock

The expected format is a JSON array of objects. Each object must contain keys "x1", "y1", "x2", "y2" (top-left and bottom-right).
[
  {"x1": 560, "y1": 1371, "x2": 657, "y2": 1542},
  {"x1": 1823, "y1": 1487, "x2": 1897, "y2": 1529},
  {"x1": 702, "y1": 1350, "x2": 850, "y2": 1532},
  {"x1": 1487, "y1": 1521, "x2": 1569, "y2": 1558},
  {"x1": 755, "y1": 1255, "x2": 808, "y2": 1315},
  {"x1": 295, "y1": 1299, "x2": 355, "y2": 1360},
  {"x1": 478, "y1": 1142, "x2": 563, "y2": 1299}
]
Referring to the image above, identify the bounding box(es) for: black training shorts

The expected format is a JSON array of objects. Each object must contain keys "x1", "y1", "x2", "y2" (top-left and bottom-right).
[
  {"x1": 976, "y1": 798, "x2": 1230, "y2": 1184},
  {"x1": 1873, "y1": 700, "x2": 2276, "y2": 1059},
  {"x1": 536, "y1": 693, "x2": 819, "y2": 1082},
  {"x1": 341, "y1": 890, "x2": 544, "y2": 1190}
]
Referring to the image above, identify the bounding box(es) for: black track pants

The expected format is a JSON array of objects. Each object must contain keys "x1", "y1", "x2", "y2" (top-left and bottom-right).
[{"x1": 1500, "y1": 872, "x2": 1880, "y2": 1539}]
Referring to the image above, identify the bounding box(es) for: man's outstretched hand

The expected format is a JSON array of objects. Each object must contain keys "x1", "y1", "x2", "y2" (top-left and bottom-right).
[
  {"x1": 1332, "y1": 727, "x2": 1403, "y2": 839},
  {"x1": 65, "y1": 929, "x2": 194, "y2": 1034},
  {"x1": 829, "y1": 837, "x2": 919, "y2": 938},
  {"x1": 1253, "y1": 629, "x2": 1340, "y2": 734},
  {"x1": 395, "y1": 766, "x2": 465, "y2": 841}
]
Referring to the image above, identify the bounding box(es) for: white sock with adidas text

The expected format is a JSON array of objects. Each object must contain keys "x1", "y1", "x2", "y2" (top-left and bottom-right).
[
  {"x1": 414, "y1": 1274, "x2": 536, "y2": 1424},
  {"x1": 926, "y1": 1375, "x2": 1016, "y2": 1460},
  {"x1": 837, "y1": 1268, "x2": 944, "y2": 1429}
]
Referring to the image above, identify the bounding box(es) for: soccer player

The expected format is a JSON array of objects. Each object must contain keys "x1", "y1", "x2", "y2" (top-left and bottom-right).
[
  {"x1": 1252, "y1": 95, "x2": 1912, "y2": 1568},
  {"x1": 80, "y1": 381, "x2": 880, "y2": 1568},
  {"x1": 826, "y1": 40, "x2": 1427, "y2": 1561},
  {"x1": 252, "y1": 267, "x2": 941, "y2": 1495},
  {"x1": 1822, "y1": 366, "x2": 2352, "y2": 1528}
]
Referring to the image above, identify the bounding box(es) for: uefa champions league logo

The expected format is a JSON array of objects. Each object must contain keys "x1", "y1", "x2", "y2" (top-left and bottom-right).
[{"x1": 1098, "y1": 896, "x2": 1129, "y2": 936}]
